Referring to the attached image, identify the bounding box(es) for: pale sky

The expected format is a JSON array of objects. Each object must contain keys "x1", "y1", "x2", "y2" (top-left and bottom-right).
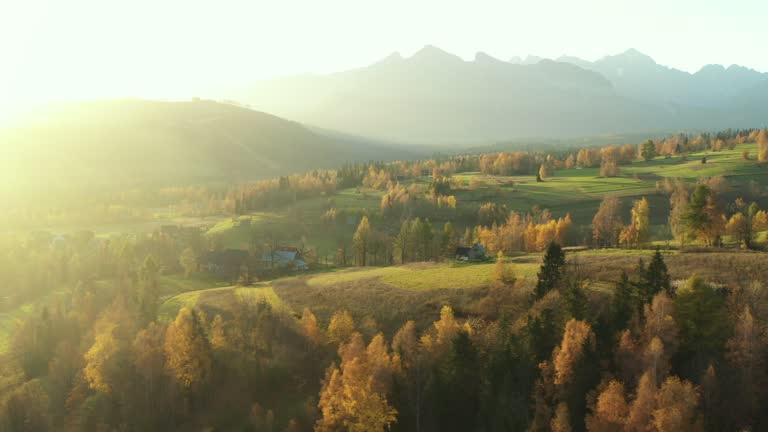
[{"x1": 1, "y1": 0, "x2": 766, "y2": 123}]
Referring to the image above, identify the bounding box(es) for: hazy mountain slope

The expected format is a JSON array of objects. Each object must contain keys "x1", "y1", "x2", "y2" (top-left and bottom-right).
[
  {"x1": 0, "y1": 99, "x2": 413, "y2": 188},
  {"x1": 557, "y1": 49, "x2": 767, "y2": 107},
  {"x1": 240, "y1": 46, "x2": 747, "y2": 144}
]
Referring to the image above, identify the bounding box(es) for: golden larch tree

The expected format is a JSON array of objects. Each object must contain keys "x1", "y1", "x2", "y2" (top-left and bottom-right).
[
  {"x1": 327, "y1": 310, "x2": 356, "y2": 345},
  {"x1": 587, "y1": 380, "x2": 628, "y2": 432},
  {"x1": 652, "y1": 376, "x2": 699, "y2": 432},
  {"x1": 551, "y1": 402, "x2": 572, "y2": 432},
  {"x1": 757, "y1": 128, "x2": 768, "y2": 162},
  {"x1": 625, "y1": 372, "x2": 656, "y2": 432},
  {"x1": 553, "y1": 319, "x2": 595, "y2": 385},
  {"x1": 164, "y1": 307, "x2": 213, "y2": 392}
]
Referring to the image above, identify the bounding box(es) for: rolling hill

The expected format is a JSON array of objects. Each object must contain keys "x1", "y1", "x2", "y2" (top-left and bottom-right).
[
  {"x1": 239, "y1": 46, "x2": 767, "y2": 144},
  {"x1": 0, "y1": 99, "x2": 420, "y2": 190}
]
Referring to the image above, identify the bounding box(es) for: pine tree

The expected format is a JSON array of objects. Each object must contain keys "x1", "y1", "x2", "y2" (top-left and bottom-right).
[
  {"x1": 563, "y1": 281, "x2": 587, "y2": 320},
  {"x1": 673, "y1": 275, "x2": 730, "y2": 379},
  {"x1": 640, "y1": 249, "x2": 672, "y2": 302},
  {"x1": 681, "y1": 184, "x2": 711, "y2": 242},
  {"x1": 611, "y1": 271, "x2": 635, "y2": 332},
  {"x1": 435, "y1": 330, "x2": 481, "y2": 432},
  {"x1": 641, "y1": 140, "x2": 656, "y2": 161},
  {"x1": 533, "y1": 242, "x2": 566, "y2": 300},
  {"x1": 527, "y1": 309, "x2": 559, "y2": 363}
]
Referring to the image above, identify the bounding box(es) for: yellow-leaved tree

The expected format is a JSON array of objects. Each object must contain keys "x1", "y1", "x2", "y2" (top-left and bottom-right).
[
  {"x1": 301, "y1": 307, "x2": 323, "y2": 347},
  {"x1": 353, "y1": 216, "x2": 372, "y2": 266},
  {"x1": 164, "y1": 307, "x2": 212, "y2": 392},
  {"x1": 83, "y1": 298, "x2": 134, "y2": 394},
  {"x1": 327, "y1": 310, "x2": 356, "y2": 345},
  {"x1": 620, "y1": 197, "x2": 650, "y2": 247},
  {"x1": 757, "y1": 128, "x2": 768, "y2": 162},
  {"x1": 316, "y1": 332, "x2": 398, "y2": 432}
]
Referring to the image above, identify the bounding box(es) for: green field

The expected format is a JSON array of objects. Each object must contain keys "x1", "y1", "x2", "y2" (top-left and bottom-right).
[
  {"x1": 159, "y1": 282, "x2": 284, "y2": 320},
  {"x1": 201, "y1": 143, "x2": 767, "y2": 254},
  {"x1": 379, "y1": 260, "x2": 539, "y2": 290}
]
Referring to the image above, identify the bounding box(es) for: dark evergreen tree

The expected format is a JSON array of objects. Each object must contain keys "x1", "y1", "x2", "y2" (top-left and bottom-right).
[
  {"x1": 526, "y1": 308, "x2": 559, "y2": 363},
  {"x1": 611, "y1": 271, "x2": 635, "y2": 332},
  {"x1": 479, "y1": 318, "x2": 536, "y2": 431},
  {"x1": 563, "y1": 281, "x2": 587, "y2": 321},
  {"x1": 674, "y1": 276, "x2": 731, "y2": 381},
  {"x1": 137, "y1": 256, "x2": 160, "y2": 322},
  {"x1": 434, "y1": 331, "x2": 480, "y2": 432},
  {"x1": 644, "y1": 248, "x2": 672, "y2": 298},
  {"x1": 533, "y1": 242, "x2": 566, "y2": 301}
]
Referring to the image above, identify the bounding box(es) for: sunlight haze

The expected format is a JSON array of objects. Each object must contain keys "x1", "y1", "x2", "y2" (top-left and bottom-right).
[
  {"x1": 1, "y1": 0, "x2": 767, "y2": 123},
  {"x1": 3, "y1": 1, "x2": 768, "y2": 430}
]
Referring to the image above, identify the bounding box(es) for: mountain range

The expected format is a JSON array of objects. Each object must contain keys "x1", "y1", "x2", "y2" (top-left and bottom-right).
[
  {"x1": 240, "y1": 46, "x2": 768, "y2": 144},
  {"x1": 3, "y1": 46, "x2": 766, "y2": 193},
  {"x1": 554, "y1": 49, "x2": 767, "y2": 108}
]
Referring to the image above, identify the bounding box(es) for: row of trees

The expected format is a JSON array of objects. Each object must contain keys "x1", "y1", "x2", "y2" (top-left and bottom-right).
[
  {"x1": 591, "y1": 178, "x2": 768, "y2": 249},
  {"x1": 351, "y1": 206, "x2": 575, "y2": 267}
]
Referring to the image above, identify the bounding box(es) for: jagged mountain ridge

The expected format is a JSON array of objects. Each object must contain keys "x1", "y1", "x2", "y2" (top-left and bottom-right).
[{"x1": 240, "y1": 46, "x2": 766, "y2": 144}]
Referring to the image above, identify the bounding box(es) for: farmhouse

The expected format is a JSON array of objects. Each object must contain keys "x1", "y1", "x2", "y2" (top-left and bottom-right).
[
  {"x1": 261, "y1": 246, "x2": 309, "y2": 270},
  {"x1": 455, "y1": 243, "x2": 486, "y2": 261},
  {"x1": 197, "y1": 249, "x2": 249, "y2": 278}
]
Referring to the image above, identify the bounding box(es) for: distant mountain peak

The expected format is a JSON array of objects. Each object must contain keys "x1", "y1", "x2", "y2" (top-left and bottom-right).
[
  {"x1": 509, "y1": 55, "x2": 544, "y2": 65},
  {"x1": 725, "y1": 64, "x2": 763, "y2": 75},
  {"x1": 614, "y1": 48, "x2": 655, "y2": 63},
  {"x1": 374, "y1": 51, "x2": 404, "y2": 66},
  {"x1": 697, "y1": 64, "x2": 726, "y2": 74},
  {"x1": 474, "y1": 51, "x2": 503, "y2": 64},
  {"x1": 410, "y1": 45, "x2": 464, "y2": 63},
  {"x1": 556, "y1": 55, "x2": 592, "y2": 68}
]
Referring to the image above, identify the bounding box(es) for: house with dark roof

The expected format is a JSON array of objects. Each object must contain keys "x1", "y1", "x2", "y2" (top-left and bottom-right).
[
  {"x1": 261, "y1": 246, "x2": 309, "y2": 270},
  {"x1": 455, "y1": 243, "x2": 486, "y2": 261}
]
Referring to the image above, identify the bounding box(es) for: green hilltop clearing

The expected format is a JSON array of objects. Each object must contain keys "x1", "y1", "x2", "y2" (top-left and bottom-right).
[{"x1": 207, "y1": 142, "x2": 768, "y2": 255}]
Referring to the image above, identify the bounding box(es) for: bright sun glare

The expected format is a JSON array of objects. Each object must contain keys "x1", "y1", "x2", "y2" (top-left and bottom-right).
[{"x1": 2, "y1": 0, "x2": 767, "y2": 125}]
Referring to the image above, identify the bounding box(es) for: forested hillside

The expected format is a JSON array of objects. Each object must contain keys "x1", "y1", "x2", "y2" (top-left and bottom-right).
[{"x1": 0, "y1": 99, "x2": 416, "y2": 190}]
